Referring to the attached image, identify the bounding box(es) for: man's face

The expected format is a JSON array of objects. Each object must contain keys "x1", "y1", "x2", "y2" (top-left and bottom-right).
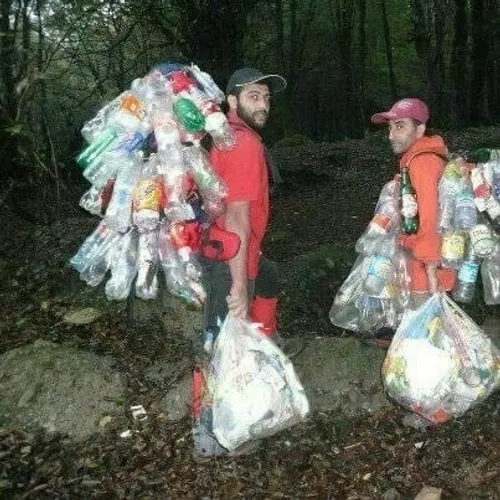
[
  {"x1": 229, "y1": 83, "x2": 271, "y2": 130},
  {"x1": 388, "y1": 118, "x2": 425, "y2": 155}
]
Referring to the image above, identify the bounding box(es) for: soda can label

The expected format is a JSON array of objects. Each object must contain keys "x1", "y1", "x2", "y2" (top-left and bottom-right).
[{"x1": 442, "y1": 233, "x2": 465, "y2": 260}]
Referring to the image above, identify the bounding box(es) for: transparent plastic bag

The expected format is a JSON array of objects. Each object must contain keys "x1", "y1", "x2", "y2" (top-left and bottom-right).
[
  {"x1": 209, "y1": 314, "x2": 309, "y2": 451},
  {"x1": 355, "y1": 179, "x2": 400, "y2": 256},
  {"x1": 329, "y1": 255, "x2": 400, "y2": 334},
  {"x1": 382, "y1": 293, "x2": 500, "y2": 424}
]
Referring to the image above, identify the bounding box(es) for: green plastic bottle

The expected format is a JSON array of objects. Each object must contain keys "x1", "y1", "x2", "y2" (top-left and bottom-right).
[{"x1": 76, "y1": 128, "x2": 119, "y2": 170}]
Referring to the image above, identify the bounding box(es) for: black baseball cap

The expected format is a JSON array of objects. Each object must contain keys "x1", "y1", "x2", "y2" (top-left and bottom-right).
[{"x1": 226, "y1": 67, "x2": 287, "y2": 95}]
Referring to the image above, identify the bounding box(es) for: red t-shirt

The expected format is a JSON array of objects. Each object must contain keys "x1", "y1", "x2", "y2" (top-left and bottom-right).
[{"x1": 209, "y1": 112, "x2": 269, "y2": 279}]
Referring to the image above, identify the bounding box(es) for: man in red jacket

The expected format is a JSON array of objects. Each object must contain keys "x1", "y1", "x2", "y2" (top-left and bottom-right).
[{"x1": 371, "y1": 98, "x2": 456, "y2": 306}]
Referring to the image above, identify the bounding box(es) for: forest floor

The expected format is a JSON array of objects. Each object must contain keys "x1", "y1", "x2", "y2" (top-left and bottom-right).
[{"x1": 1, "y1": 129, "x2": 500, "y2": 499}]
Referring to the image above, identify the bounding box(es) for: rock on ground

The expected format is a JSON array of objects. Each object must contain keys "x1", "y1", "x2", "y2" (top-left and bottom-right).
[{"x1": 0, "y1": 340, "x2": 125, "y2": 439}]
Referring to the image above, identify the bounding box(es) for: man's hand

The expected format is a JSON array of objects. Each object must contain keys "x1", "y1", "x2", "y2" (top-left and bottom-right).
[{"x1": 226, "y1": 284, "x2": 249, "y2": 319}]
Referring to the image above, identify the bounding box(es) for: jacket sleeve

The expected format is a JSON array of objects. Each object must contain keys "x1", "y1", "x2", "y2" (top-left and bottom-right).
[{"x1": 408, "y1": 153, "x2": 444, "y2": 263}]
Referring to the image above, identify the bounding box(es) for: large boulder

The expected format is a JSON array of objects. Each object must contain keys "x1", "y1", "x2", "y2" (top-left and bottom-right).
[{"x1": 0, "y1": 340, "x2": 125, "y2": 439}]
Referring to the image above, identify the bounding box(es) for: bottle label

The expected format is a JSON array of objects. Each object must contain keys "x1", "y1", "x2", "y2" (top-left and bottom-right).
[
  {"x1": 401, "y1": 193, "x2": 418, "y2": 218},
  {"x1": 134, "y1": 178, "x2": 162, "y2": 212},
  {"x1": 458, "y1": 261, "x2": 479, "y2": 284},
  {"x1": 485, "y1": 197, "x2": 500, "y2": 219},
  {"x1": 370, "y1": 214, "x2": 392, "y2": 234},
  {"x1": 442, "y1": 233, "x2": 465, "y2": 260},
  {"x1": 470, "y1": 224, "x2": 494, "y2": 255},
  {"x1": 120, "y1": 95, "x2": 146, "y2": 121}
]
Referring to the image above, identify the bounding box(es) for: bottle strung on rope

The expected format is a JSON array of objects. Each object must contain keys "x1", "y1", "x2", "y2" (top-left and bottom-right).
[
  {"x1": 452, "y1": 242, "x2": 480, "y2": 304},
  {"x1": 400, "y1": 166, "x2": 419, "y2": 235}
]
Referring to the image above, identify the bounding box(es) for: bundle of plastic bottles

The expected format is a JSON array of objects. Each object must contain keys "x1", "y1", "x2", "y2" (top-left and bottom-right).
[
  {"x1": 329, "y1": 178, "x2": 412, "y2": 335},
  {"x1": 70, "y1": 63, "x2": 236, "y2": 306},
  {"x1": 438, "y1": 152, "x2": 500, "y2": 305}
]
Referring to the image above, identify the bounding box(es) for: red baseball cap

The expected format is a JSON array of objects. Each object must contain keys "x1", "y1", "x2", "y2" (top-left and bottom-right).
[{"x1": 371, "y1": 98, "x2": 429, "y2": 125}]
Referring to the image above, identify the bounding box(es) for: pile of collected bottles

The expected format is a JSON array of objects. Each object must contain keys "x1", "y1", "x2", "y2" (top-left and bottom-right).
[
  {"x1": 70, "y1": 63, "x2": 235, "y2": 305},
  {"x1": 439, "y1": 151, "x2": 500, "y2": 305},
  {"x1": 330, "y1": 148, "x2": 500, "y2": 335},
  {"x1": 329, "y1": 176, "x2": 411, "y2": 334}
]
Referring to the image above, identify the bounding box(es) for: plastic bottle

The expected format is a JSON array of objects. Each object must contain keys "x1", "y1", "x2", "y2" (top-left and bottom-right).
[
  {"x1": 481, "y1": 240, "x2": 500, "y2": 304},
  {"x1": 492, "y1": 158, "x2": 500, "y2": 200},
  {"x1": 441, "y1": 231, "x2": 465, "y2": 269},
  {"x1": 470, "y1": 165, "x2": 492, "y2": 212},
  {"x1": 80, "y1": 92, "x2": 127, "y2": 143},
  {"x1": 135, "y1": 230, "x2": 159, "y2": 300},
  {"x1": 105, "y1": 229, "x2": 139, "y2": 300},
  {"x1": 364, "y1": 254, "x2": 394, "y2": 296},
  {"x1": 356, "y1": 179, "x2": 400, "y2": 255},
  {"x1": 79, "y1": 234, "x2": 119, "y2": 287},
  {"x1": 79, "y1": 185, "x2": 105, "y2": 217},
  {"x1": 452, "y1": 245, "x2": 480, "y2": 303},
  {"x1": 182, "y1": 146, "x2": 227, "y2": 202},
  {"x1": 104, "y1": 152, "x2": 143, "y2": 233},
  {"x1": 70, "y1": 221, "x2": 116, "y2": 273},
  {"x1": 74, "y1": 227, "x2": 122, "y2": 287},
  {"x1": 438, "y1": 161, "x2": 463, "y2": 233},
  {"x1": 469, "y1": 216, "x2": 496, "y2": 258},
  {"x1": 188, "y1": 64, "x2": 225, "y2": 103},
  {"x1": 132, "y1": 157, "x2": 163, "y2": 231},
  {"x1": 454, "y1": 179, "x2": 477, "y2": 231},
  {"x1": 77, "y1": 127, "x2": 120, "y2": 173}
]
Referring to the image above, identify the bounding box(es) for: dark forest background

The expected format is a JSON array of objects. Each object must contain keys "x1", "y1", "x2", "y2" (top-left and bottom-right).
[{"x1": 1, "y1": 0, "x2": 500, "y2": 218}]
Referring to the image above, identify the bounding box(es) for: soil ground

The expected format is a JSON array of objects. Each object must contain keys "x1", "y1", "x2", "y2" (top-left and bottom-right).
[{"x1": 1, "y1": 130, "x2": 499, "y2": 499}]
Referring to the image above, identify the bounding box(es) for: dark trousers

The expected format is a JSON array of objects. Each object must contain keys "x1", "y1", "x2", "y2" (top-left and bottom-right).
[{"x1": 201, "y1": 256, "x2": 280, "y2": 336}]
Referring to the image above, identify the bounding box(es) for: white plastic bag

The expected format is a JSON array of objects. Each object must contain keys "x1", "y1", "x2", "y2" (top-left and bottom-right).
[
  {"x1": 208, "y1": 314, "x2": 309, "y2": 451},
  {"x1": 382, "y1": 293, "x2": 500, "y2": 424}
]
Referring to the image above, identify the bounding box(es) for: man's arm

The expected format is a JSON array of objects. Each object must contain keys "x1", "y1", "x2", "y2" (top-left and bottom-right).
[
  {"x1": 408, "y1": 154, "x2": 445, "y2": 292},
  {"x1": 224, "y1": 200, "x2": 251, "y2": 318}
]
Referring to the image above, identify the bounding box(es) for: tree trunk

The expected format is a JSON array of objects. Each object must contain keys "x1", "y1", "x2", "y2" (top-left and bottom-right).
[
  {"x1": 0, "y1": 0, "x2": 19, "y2": 181},
  {"x1": 469, "y1": 0, "x2": 490, "y2": 123},
  {"x1": 357, "y1": 0, "x2": 367, "y2": 124},
  {"x1": 379, "y1": 0, "x2": 398, "y2": 101},
  {"x1": 450, "y1": 0, "x2": 469, "y2": 124}
]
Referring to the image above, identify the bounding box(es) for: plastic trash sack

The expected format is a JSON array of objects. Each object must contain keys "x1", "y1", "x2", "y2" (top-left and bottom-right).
[
  {"x1": 382, "y1": 293, "x2": 500, "y2": 424},
  {"x1": 208, "y1": 314, "x2": 309, "y2": 451},
  {"x1": 329, "y1": 252, "x2": 406, "y2": 335}
]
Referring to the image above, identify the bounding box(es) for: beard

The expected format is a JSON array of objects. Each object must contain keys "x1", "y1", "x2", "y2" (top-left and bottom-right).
[{"x1": 236, "y1": 104, "x2": 268, "y2": 130}]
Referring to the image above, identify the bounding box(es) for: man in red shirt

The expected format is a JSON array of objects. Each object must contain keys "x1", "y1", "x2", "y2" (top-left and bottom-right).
[{"x1": 205, "y1": 68, "x2": 286, "y2": 341}]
